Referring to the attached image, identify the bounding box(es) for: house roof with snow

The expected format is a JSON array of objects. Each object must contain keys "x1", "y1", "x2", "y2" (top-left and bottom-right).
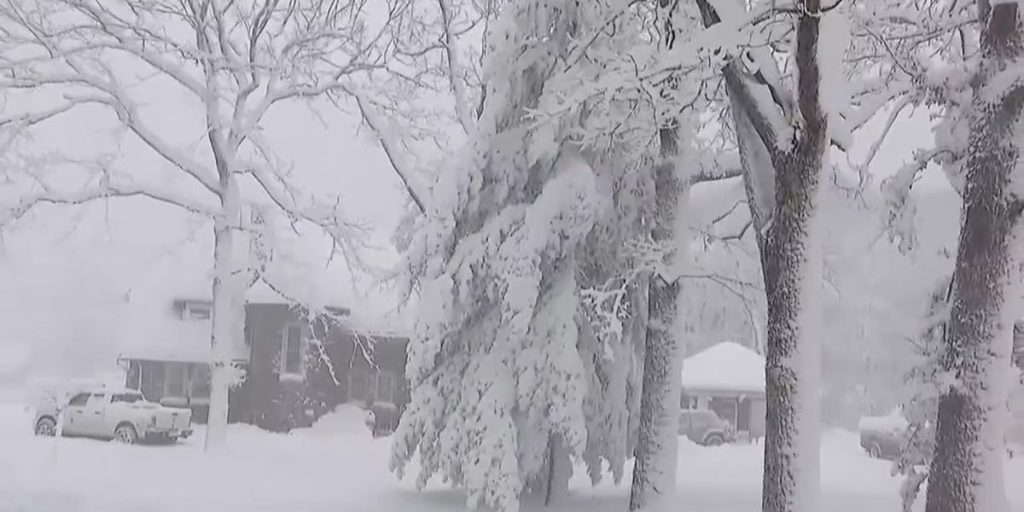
[
  {"x1": 115, "y1": 275, "x2": 354, "y2": 364},
  {"x1": 116, "y1": 314, "x2": 220, "y2": 364},
  {"x1": 680, "y1": 341, "x2": 765, "y2": 395}
]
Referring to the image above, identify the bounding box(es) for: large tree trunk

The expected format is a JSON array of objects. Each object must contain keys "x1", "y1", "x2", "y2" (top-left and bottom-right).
[
  {"x1": 629, "y1": 1, "x2": 692, "y2": 507},
  {"x1": 924, "y1": 5, "x2": 1024, "y2": 512},
  {"x1": 629, "y1": 124, "x2": 688, "y2": 511},
  {"x1": 697, "y1": 1, "x2": 830, "y2": 509},
  {"x1": 628, "y1": 276, "x2": 683, "y2": 511},
  {"x1": 523, "y1": 434, "x2": 573, "y2": 506},
  {"x1": 205, "y1": 180, "x2": 247, "y2": 450},
  {"x1": 759, "y1": 150, "x2": 826, "y2": 512},
  {"x1": 759, "y1": 8, "x2": 829, "y2": 512},
  {"x1": 699, "y1": 2, "x2": 834, "y2": 510}
]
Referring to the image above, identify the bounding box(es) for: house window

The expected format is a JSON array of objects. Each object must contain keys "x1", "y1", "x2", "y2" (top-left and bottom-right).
[
  {"x1": 184, "y1": 301, "x2": 212, "y2": 321},
  {"x1": 347, "y1": 367, "x2": 396, "y2": 404},
  {"x1": 280, "y1": 324, "x2": 304, "y2": 379}
]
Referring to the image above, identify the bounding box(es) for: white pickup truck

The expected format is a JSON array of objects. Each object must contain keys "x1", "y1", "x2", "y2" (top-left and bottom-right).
[{"x1": 33, "y1": 388, "x2": 192, "y2": 444}]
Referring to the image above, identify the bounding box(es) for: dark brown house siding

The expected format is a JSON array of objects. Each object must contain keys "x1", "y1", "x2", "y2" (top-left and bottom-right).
[{"x1": 122, "y1": 302, "x2": 409, "y2": 434}]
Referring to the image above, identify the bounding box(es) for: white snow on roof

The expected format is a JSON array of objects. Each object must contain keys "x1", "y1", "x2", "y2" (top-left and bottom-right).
[
  {"x1": 681, "y1": 341, "x2": 765, "y2": 394},
  {"x1": 80, "y1": 387, "x2": 142, "y2": 396},
  {"x1": 117, "y1": 317, "x2": 221, "y2": 364}
]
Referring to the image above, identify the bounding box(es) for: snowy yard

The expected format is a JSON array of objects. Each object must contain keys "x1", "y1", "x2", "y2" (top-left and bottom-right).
[{"x1": 3, "y1": 403, "x2": 1019, "y2": 512}]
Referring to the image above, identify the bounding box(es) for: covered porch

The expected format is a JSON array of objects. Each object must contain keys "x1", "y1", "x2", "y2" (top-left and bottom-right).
[
  {"x1": 115, "y1": 315, "x2": 246, "y2": 424},
  {"x1": 121, "y1": 358, "x2": 212, "y2": 422}
]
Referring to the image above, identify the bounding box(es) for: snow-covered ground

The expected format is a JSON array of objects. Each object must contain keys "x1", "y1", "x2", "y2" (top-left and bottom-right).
[{"x1": 1, "y1": 402, "x2": 1022, "y2": 512}]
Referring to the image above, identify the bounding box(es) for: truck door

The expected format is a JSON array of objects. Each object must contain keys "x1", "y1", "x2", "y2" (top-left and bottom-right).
[
  {"x1": 82, "y1": 393, "x2": 110, "y2": 437},
  {"x1": 63, "y1": 393, "x2": 90, "y2": 436}
]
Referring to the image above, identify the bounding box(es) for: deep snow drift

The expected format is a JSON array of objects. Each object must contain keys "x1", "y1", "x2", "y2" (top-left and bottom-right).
[{"x1": 2, "y1": 403, "x2": 1023, "y2": 512}]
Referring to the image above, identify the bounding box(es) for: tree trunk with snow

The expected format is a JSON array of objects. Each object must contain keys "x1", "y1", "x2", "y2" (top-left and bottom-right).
[
  {"x1": 205, "y1": 179, "x2": 246, "y2": 450},
  {"x1": 759, "y1": 150, "x2": 826, "y2": 512},
  {"x1": 629, "y1": 124, "x2": 687, "y2": 511},
  {"x1": 698, "y1": 1, "x2": 832, "y2": 511},
  {"x1": 206, "y1": 219, "x2": 234, "y2": 449},
  {"x1": 924, "y1": 5, "x2": 1024, "y2": 512},
  {"x1": 759, "y1": 9, "x2": 829, "y2": 512},
  {"x1": 628, "y1": 276, "x2": 683, "y2": 511}
]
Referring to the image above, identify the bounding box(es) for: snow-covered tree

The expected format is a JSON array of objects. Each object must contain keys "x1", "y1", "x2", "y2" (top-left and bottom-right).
[
  {"x1": 389, "y1": 4, "x2": 603, "y2": 511},
  {"x1": 629, "y1": 1, "x2": 701, "y2": 508},
  {"x1": 923, "y1": 3, "x2": 1024, "y2": 512},
  {"x1": 856, "y1": 4, "x2": 1024, "y2": 511},
  {"x1": 694, "y1": 1, "x2": 850, "y2": 510},
  {"x1": 0, "y1": 0, "x2": 398, "y2": 448},
  {"x1": 389, "y1": 0, "x2": 695, "y2": 509}
]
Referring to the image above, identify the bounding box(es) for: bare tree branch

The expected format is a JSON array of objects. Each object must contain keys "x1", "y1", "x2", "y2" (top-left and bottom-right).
[
  {"x1": 437, "y1": 0, "x2": 474, "y2": 135},
  {"x1": 348, "y1": 91, "x2": 428, "y2": 214}
]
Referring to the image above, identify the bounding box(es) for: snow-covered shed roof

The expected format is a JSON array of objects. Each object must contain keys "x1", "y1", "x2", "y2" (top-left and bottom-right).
[{"x1": 680, "y1": 341, "x2": 765, "y2": 395}]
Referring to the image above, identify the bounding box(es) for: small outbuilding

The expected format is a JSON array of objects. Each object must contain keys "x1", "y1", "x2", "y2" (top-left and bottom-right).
[{"x1": 680, "y1": 341, "x2": 766, "y2": 440}]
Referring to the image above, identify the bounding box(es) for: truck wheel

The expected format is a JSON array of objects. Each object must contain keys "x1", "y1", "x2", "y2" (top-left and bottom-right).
[
  {"x1": 868, "y1": 441, "x2": 882, "y2": 459},
  {"x1": 704, "y1": 434, "x2": 725, "y2": 447},
  {"x1": 114, "y1": 423, "x2": 138, "y2": 445},
  {"x1": 34, "y1": 417, "x2": 57, "y2": 437}
]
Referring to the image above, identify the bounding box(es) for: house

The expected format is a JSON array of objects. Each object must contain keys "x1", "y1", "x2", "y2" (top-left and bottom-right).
[
  {"x1": 680, "y1": 341, "x2": 767, "y2": 440},
  {"x1": 117, "y1": 287, "x2": 409, "y2": 433}
]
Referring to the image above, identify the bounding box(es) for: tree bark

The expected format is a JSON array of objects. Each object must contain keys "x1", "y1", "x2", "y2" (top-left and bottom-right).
[
  {"x1": 544, "y1": 435, "x2": 573, "y2": 506},
  {"x1": 698, "y1": 2, "x2": 830, "y2": 511},
  {"x1": 205, "y1": 178, "x2": 246, "y2": 450},
  {"x1": 759, "y1": 7, "x2": 829, "y2": 512},
  {"x1": 924, "y1": 5, "x2": 1024, "y2": 512},
  {"x1": 629, "y1": 124, "x2": 687, "y2": 511}
]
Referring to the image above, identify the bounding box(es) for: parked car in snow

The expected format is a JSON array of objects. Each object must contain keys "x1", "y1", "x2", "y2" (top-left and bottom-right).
[
  {"x1": 858, "y1": 410, "x2": 908, "y2": 460},
  {"x1": 859, "y1": 408, "x2": 1024, "y2": 461},
  {"x1": 679, "y1": 409, "x2": 735, "y2": 446},
  {"x1": 33, "y1": 389, "x2": 192, "y2": 444}
]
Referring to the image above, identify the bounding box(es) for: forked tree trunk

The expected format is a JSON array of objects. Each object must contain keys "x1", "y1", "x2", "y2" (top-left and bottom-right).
[
  {"x1": 629, "y1": 124, "x2": 688, "y2": 511},
  {"x1": 925, "y1": 5, "x2": 1024, "y2": 512},
  {"x1": 759, "y1": 8, "x2": 829, "y2": 512},
  {"x1": 697, "y1": 0, "x2": 830, "y2": 509}
]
